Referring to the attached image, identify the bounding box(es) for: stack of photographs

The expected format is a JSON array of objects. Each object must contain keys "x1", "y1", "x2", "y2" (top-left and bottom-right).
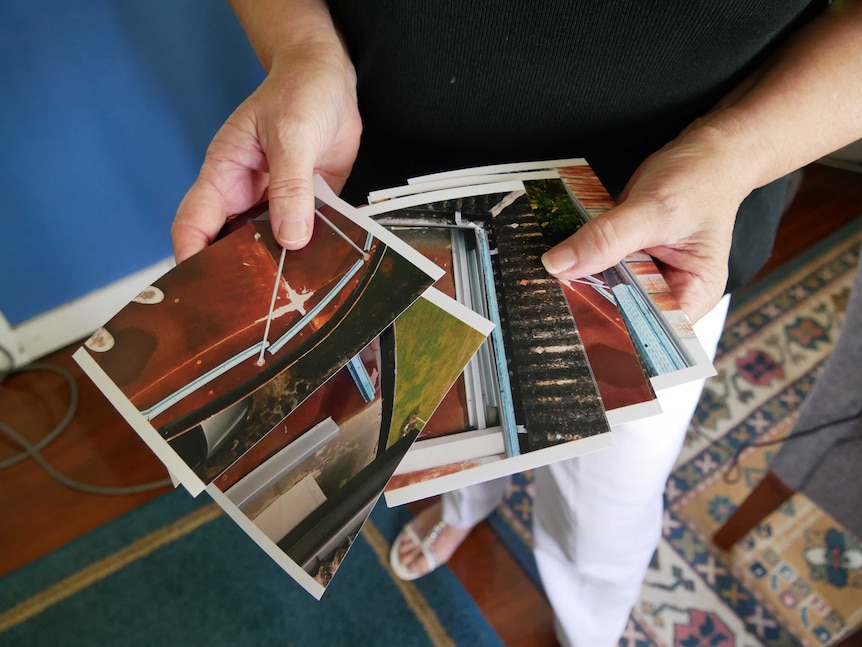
[
  {"x1": 360, "y1": 159, "x2": 715, "y2": 506},
  {"x1": 74, "y1": 178, "x2": 493, "y2": 598},
  {"x1": 75, "y1": 163, "x2": 715, "y2": 598}
]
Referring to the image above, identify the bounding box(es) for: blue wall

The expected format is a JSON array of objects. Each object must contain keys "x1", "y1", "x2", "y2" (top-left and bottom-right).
[{"x1": 0, "y1": 1, "x2": 265, "y2": 324}]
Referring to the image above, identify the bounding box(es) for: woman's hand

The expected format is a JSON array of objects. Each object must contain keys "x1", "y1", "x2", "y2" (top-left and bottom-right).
[
  {"x1": 172, "y1": 36, "x2": 361, "y2": 263},
  {"x1": 543, "y1": 122, "x2": 753, "y2": 322},
  {"x1": 544, "y1": 0, "x2": 862, "y2": 323}
]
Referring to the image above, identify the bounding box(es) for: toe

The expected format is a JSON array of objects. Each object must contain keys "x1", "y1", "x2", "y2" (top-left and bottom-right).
[{"x1": 405, "y1": 553, "x2": 429, "y2": 576}]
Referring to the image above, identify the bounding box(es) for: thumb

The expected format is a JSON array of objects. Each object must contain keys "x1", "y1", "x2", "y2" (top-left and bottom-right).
[
  {"x1": 541, "y1": 203, "x2": 656, "y2": 279},
  {"x1": 265, "y1": 138, "x2": 318, "y2": 250},
  {"x1": 172, "y1": 182, "x2": 228, "y2": 264}
]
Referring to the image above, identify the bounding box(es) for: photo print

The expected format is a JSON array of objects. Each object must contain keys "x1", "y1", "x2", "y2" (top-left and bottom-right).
[
  {"x1": 75, "y1": 177, "x2": 444, "y2": 496},
  {"x1": 359, "y1": 181, "x2": 617, "y2": 506}
]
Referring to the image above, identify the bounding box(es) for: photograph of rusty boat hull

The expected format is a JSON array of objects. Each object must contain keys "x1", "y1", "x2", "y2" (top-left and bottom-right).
[{"x1": 82, "y1": 202, "x2": 435, "y2": 476}]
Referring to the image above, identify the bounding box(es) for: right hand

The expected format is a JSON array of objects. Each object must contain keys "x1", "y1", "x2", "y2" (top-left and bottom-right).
[{"x1": 172, "y1": 43, "x2": 362, "y2": 263}]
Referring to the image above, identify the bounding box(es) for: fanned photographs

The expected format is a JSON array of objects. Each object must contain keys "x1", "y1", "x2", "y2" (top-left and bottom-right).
[
  {"x1": 74, "y1": 178, "x2": 493, "y2": 597},
  {"x1": 207, "y1": 287, "x2": 491, "y2": 598},
  {"x1": 364, "y1": 161, "x2": 715, "y2": 505},
  {"x1": 361, "y1": 181, "x2": 617, "y2": 505},
  {"x1": 75, "y1": 162, "x2": 716, "y2": 597},
  {"x1": 75, "y1": 178, "x2": 444, "y2": 496}
]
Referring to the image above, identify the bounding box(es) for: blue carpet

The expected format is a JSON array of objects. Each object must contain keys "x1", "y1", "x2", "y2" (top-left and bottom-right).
[
  {"x1": 487, "y1": 488, "x2": 541, "y2": 590},
  {"x1": 0, "y1": 491, "x2": 502, "y2": 647}
]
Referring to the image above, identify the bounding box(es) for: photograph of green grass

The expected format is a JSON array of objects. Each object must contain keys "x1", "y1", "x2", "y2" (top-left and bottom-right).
[{"x1": 386, "y1": 295, "x2": 487, "y2": 449}]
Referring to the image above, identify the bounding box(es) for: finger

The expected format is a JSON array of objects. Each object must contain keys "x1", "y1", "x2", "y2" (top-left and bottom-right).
[
  {"x1": 263, "y1": 129, "x2": 318, "y2": 250},
  {"x1": 541, "y1": 202, "x2": 664, "y2": 279},
  {"x1": 172, "y1": 177, "x2": 232, "y2": 264},
  {"x1": 661, "y1": 261, "x2": 726, "y2": 324},
  {"x1": 541, "y1": 203, "x2": 727, "y2": 323},
  {"x1": 173, "y1": 106, "x2": 273, "y2": 263}
]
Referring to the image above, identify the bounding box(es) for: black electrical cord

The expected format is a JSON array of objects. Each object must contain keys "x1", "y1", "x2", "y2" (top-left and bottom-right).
[
  {"x1": 0, "y1": 344, "x2": 172, "y2": 495},
  {"x1": 689, "y1": 402, "x2": 862, "y2": 488}
]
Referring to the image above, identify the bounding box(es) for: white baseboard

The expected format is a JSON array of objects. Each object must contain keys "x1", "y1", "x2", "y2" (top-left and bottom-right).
[{"x1": 0, "y1": 257, "x2": 174, "y2": 368}]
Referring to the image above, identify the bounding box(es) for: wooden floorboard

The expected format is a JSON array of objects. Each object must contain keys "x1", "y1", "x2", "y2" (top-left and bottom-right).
[
  {"x1": 754, "y1": 163, "x2": 862, "y2": 281},
  {"x1": 1, "y1": 162, "x2": 860, "y2": 646},
  {"x1": 0, "y1": 351, "x2": 170, "y2": 577}
]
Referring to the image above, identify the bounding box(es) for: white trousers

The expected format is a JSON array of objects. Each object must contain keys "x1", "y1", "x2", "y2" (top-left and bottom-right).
[{"x1": 442, "y1": 295, "x2": 730, "y2": 647}]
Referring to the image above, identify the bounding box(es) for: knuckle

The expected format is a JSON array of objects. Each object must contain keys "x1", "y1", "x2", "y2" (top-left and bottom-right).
[
  {"x1": 581, "y1": 216, "x2": 623, "y2": 262},
  {"x1": 267, "y1": 175, "x2": 314, "y2": 202},
  {"x1": 650, "y1": 190, "x2": 685, "y2": 222}
]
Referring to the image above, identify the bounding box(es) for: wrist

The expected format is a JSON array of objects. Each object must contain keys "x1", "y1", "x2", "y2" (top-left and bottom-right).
[
  {"x1": 677, "y1": 108, "x2": 778, "y2": 201},
  {"x1": 268, "y1": 32, "x2": 356, "y2": 85},
  {"x1": 229, "y1": 0, "x2": 348, "y2": 73}
]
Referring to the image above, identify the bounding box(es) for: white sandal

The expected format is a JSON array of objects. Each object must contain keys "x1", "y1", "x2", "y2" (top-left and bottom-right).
[{"x1": 389, "y1": 518, "x2": 448, "y2": 581}]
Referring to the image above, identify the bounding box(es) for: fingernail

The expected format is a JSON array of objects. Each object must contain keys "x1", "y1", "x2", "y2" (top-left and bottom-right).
[
  {"x1": 542, "y1": 246, "x2": 578, "y2": 274},
  {"x1": 278, "y1": 218, "x2": 308, "y2": 246}
]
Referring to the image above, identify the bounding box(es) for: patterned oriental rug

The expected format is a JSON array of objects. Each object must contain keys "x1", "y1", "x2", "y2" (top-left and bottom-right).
[{"x1": 489, "y1": 216, "x2": 862, "y2": 647}]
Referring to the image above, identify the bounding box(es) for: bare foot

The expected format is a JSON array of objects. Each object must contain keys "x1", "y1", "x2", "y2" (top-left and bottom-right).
[{"x1": 392, "y1": 502, "x2": 473, "y2": 579}]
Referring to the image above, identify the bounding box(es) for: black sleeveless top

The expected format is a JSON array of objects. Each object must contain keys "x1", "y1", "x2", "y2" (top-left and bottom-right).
[{"x1": 328, "y1": 0, "x2": 827, "y2": 291}]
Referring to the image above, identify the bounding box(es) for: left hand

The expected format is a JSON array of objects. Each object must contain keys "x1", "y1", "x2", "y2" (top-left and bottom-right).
[{"x1": 542, "y1": 122, "x2": 754, "y2": 322}]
